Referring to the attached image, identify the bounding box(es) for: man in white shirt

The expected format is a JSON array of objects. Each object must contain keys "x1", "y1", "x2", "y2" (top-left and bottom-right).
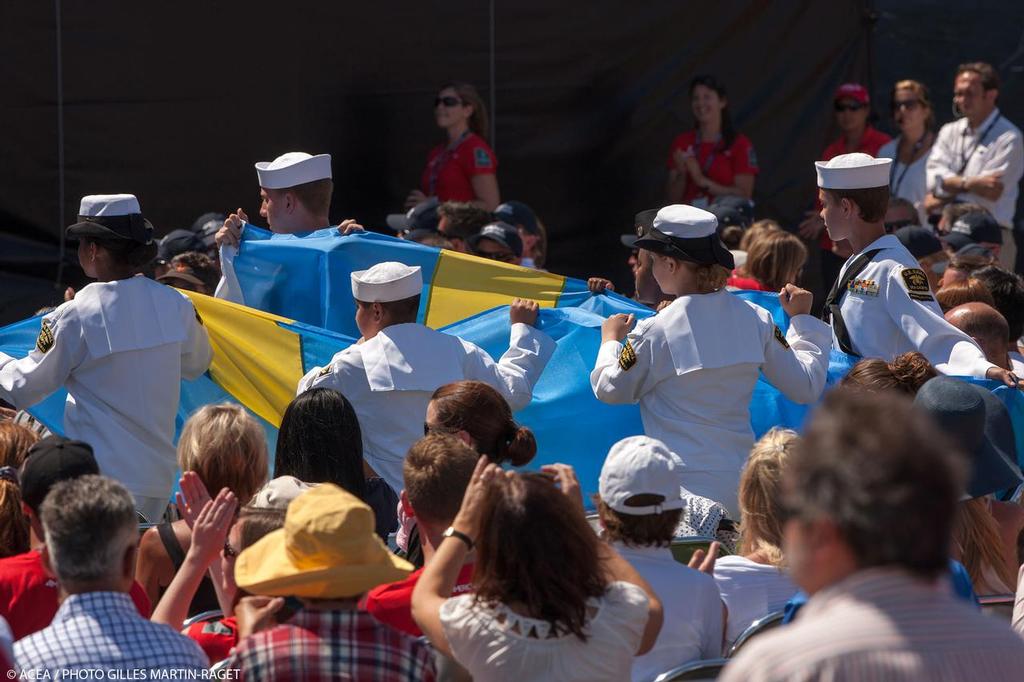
[
  {"x1": 297, "y1": 262, "x2": 555, "y2": 493},
  {"x1": 925, "y1": 62, "x2": 1024, "y2": 271},
  {"x1": 815, "y1": 153, "x2": 1018, "y2": 386},
  {"x1": 213, "y1": 152, "x2": 362, "y2": 303},
  {"x1": 595, "y1": 436, "x2": 724, "y2": 680}
]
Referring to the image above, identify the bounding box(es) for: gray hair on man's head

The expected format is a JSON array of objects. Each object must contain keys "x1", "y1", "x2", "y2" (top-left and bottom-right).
[{"x1": 41, "y1": 475, "x2": 137, "y2": 585}]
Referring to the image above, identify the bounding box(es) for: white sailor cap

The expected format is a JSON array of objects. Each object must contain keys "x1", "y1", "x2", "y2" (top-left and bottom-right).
[
  {"x1": 599, "y1": 436, "x2": 686, "y2": 516},
  {"x1": 815, "y1": 153, "x2": 891, "y2": 190},
  {"x1": 351, "y1": 262, "x2": 423, "y2": 303},
  {"x1": 255, "y1": 152, "x2": 332, "y2": 190},
  {"x1": 66, "y1": 194, "x2": 155, "y2": 243},
  {"x1": 651, "y1": 204, "x2": 718, "y2": 238}
]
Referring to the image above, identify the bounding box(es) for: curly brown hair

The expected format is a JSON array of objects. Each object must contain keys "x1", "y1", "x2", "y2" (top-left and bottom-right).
[
  {"x1": 472, "y1": 473, "x2": 608, "y2": 640},
  {"x1": 841, "y1": 352, "x2": 938, "y2": 396},
  {"x1": 429, "y1": 381, "x2": 536, "y2": 466}
]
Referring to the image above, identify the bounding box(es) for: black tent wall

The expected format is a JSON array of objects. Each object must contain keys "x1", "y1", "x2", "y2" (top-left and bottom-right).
[{"x1": 2, "y1": 1, "x2": 1019, "y2": 324}]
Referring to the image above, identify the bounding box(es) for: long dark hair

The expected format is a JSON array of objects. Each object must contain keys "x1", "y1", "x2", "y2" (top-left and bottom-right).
[
  {"x1": 472, "y1": 473, "x2": 608, "y2": 640},
  {"x1": 275, "y1": 388, "x2": 366, "y2": 500},
  {"x1": 429, "y1": 381, "x2": 536, "y2": 466},
  {"x1": 689, "y1": 74, "x2": 736, "y2": 148},
  {"x1": 440, "y1": 81, "x2": 489, "y2": 141}
]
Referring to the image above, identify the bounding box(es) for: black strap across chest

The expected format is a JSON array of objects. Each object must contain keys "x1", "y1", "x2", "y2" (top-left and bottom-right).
[{"x1": 821, "y1": 248, "x2": 884, "y2": 356}]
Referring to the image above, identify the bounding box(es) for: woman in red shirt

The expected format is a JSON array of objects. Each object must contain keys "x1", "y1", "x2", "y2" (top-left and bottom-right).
[
  {"x1": 666, "y1": 75, "x2": 759, "y2": 208},
  {"x1": 406, "y1": 82, "x2": 500, "y2": 211}
]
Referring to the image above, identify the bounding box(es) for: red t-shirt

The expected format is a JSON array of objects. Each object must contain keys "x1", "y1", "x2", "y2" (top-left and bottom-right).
[
  {"x1": 420, "y1": 133, "x2": 497, "y2": 203},
  {"x1": 185, "y1": 615, "x2": 237, "y2": 664},
  {"x1": 363, "y1": 563, "x2": 475, "y2": 637},
  {"x1": 666, "y1": 131, "x2": 759, "y2": 204},
  {"x1": 817, "y1": 126, "x2": 893, "y2": 249},
  {"x1": 0, "y1": 550, "x2": 151, "y2": 640},
  {"x1": 727, "y1": 274, "x2": 771, "y2": 291}
]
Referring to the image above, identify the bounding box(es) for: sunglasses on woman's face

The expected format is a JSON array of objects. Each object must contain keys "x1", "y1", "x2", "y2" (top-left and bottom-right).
[
  {"x1": 435, "y1": 96, "x2": 462, "y2": 108},
  {"x1": 834, "y1": 102, "x2": 865, "y2": 113},
  {"x1": 892, "y1": 99, "x2": 921, "y2": 112}
]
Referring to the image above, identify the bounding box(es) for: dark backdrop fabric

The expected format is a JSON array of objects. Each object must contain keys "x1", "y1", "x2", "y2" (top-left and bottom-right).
[{"x1": 1, "y1": 1, "x2": 890, "y2": 323}]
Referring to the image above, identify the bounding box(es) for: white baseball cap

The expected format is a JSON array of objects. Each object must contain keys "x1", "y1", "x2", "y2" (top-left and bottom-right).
[
  {"x1": 351, "y1": 262, "x2": 423, "y2": 303},
  {"x1": 599, "y1": 436, "x2": 686, "y2": 515},
  {"x1": 255, "y1": 152, "x2": 332, "y2": 189},
  {"x1": 249, "y1": 476, "x2": 317, "y2": 510},
  {"x1": 815, "y1": 153, "x2": 891, "y2": 190}
]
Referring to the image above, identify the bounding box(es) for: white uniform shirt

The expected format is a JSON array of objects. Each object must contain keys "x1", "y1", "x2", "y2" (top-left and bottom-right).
[
  {"x1": 614, "y1": 543, "x2": 724, "y2": 679},
  {"x1": 831, "y1": 234, "x2": 994, "y2": 377},
  {"x1": 877, "y1": 137, "x2": 932, "y2": 225},
  {"x1": 590, "y1": 290, "x2": 830, "y2": 517},
  {"x1": 214, "y1": 244, "x2": 244, "y2": 304},
  {"x1": 926, "y1": 107, "x2": 1024, "y2": 227},
  {"x1": 0, "y1": 277, "x2": 212, "y2": 499},
  {"x1": 714, "y1": 555, "x2": 797, "y2": 647},
  {"x1": 298, "y1": 322, "x2": 555, "y2": 492}
]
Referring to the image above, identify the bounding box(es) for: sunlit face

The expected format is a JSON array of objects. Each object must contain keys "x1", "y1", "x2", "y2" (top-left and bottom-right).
[
  {"x1": 892, "y1": 88, "x2": 928, "y2": 134},
  {"x1": 651, "y1": 254, "x2": 677, "y2": 295},
  {"x1": 691, "y1": 84, "x2": 726, "y2": 127},
  {"x1": 834, "y1": 97, "x2": 868, "y2": 134},
  {"x1": 819, "y1": 189, "x2": 851, "y2": 242},
  {"x1": 354, "y1": 300, "x2": 376, "y2": 338},
  {"x1": 954, "y1": 71, "x2": 997, "y2": 120},
  {"x1": 259, "y1": 188, "x2": 288, "y2": 230},
  {"x1": 434, "y1": 87, "x2": 473, "y2": 130}
]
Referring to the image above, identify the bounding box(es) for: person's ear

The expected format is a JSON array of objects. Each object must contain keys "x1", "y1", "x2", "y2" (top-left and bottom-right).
[
  {"x1": 284, "y1": 191, "x2": 296, "y2": 214},
  {"x1": 456, "y1": 429, "x2": 473, "y2": 447},
  {"x1": 123, "y1": 538, "x2": 138, "y2": 582},
  {"x1": 400, "y1": 490, "x2": 414, "y2": 518},
  {"x1": 372, "y1": 302, "x2": 385, "y2": 323}
]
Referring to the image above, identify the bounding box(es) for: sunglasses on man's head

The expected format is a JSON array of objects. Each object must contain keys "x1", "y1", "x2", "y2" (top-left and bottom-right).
[
  {"x1": 435, "y1": 96, "x2": 462, "y2": 108},
  {"x1": 834, "y1": 102, "x2": 865, "y2": 113}
]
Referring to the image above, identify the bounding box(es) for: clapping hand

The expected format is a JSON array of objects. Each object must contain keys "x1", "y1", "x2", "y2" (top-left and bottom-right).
[
  {"x1": 175, "y1": 471, "x2": 213, "y2": 529},
  {"x1": 187, "y1": 487, "x2": 237, "y2": 568}
]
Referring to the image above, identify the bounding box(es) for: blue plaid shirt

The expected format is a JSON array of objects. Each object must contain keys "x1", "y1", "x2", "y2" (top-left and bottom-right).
[{"x1": 14, "y1": 591, "x2": 208, "y2": 673}]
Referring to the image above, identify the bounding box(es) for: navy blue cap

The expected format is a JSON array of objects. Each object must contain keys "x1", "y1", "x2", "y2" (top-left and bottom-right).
[
  {"x1": 467, "y1": 222, "x2": 523, "y2": 258},
  {"x1": 896, "y1": 226, "x2": 944, "y2": 259},
  {"x1": 708, "y1": 196, "x2": 754, "y2": 229},
  {"x1": 494, "y1": 201, "x2": 539, "y2": 236}
]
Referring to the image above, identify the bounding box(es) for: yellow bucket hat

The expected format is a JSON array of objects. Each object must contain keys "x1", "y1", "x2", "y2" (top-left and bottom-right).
[{"x1": 235, "y1": 484, "x2": 413, "y2": 599}]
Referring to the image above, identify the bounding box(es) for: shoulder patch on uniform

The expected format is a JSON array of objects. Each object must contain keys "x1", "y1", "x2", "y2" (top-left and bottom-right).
[
  {"x1": 773, "y1": 325, "x2": 790, "y2": 349},
  {"x1": 317, "y1": 364, "x2": 333, "y2": 377},
  {"x1": 474, "y1": 147, "x2": 492, "y2": 169},
  {"x1": 618, "y1": 340, "x2": 637, "y2": 371},
  {"x1": 900, "y1": 268, "x2": 934, "y2": 301},
  {"x1": 35, "y1": 320, "x2": 54, "y2": 354}
]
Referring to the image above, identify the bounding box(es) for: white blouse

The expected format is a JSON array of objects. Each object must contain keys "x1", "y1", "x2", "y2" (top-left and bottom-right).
[
  {"x1": 714, "y1": 555, "x2": 797, "y2": 646},
  {"x1": 878, "y1": 137, "x2": 933, "y2": 226},
  {"x1": 439, "y1": 581, "x2": 649, "y2": 681}
]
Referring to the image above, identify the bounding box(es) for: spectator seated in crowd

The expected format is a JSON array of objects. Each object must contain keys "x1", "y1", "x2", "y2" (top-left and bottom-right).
[
  {"x1": 156, "y1": 251, "x2": 221, "y2": 295},
  {"x1": 0, "y1": 437, "x2": 151, "y2": 641},
  {"x1": 365, "y1": 433, "x2": 479, "y2": 638},
  {"x1": 224, "y1": 484, "x2": 436, "y2": 680},
  {"x1": 726, "y1": 230, "x2": 807, "y2": 293},
  {"x1": 14, "y1": 475, "x2": 208, "y2": 672},
  {"x1": 0, "y1": 423, "x2": 38, "y2": 558},
  {"x1": 275, "y1": 387, "x2": 397, "y2": 537},
  {"x1": 895, "y1": 226, "x2": 948, "y2": 292},
  {"x1": 936, "y1": 276, "x2": 995, "y2": 313},
  {"x1": 437, "y1": 201, "x2": 494, "y2": 253},
  {"x1": 412, "y1": 459, "x2": 663, "y2": 681},
  {"x1": 714, "y1": 428, "x2": 799, "y2": 647},
  {"x1": 945, "y1": 302, "x2": 1016, "y2": 371},
  {"x1": 723, "y1": 389, "x2": 1024, "y2": 681},
  {"x1": 940, "y1": 251, "x2": 995, "y2": 288},
  {"x1": 972, "y1": 265, "x2": 1024, "y2": 369},
  {"x1": 137, "y1": 404, "x2": 268, "y2": 616},
  {"x1": 914, "y1": 377, "x2": 1024, "y2": 596},
  {"x1": 942, "y1": 209, "x2": 1004, "y2": 260},
  {"x1": 884, "y1": 196, "x2": 920, "y2": 232},
  {"x1": 495, "y1": 200, "x2": 547, "y2": 269},
  {"x1": 468, "y1": 221, "x2": 524, "y2": 265},
  {"x1": 840, "y1": 351, "x2": 938, "y2": 396},
  {"x1": 595, "y1": 436, "x2": 724, "y2": 680}
]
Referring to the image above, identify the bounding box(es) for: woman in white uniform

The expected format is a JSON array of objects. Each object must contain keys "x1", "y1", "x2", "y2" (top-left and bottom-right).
[
  {"x1": 0, "y1": 195, "x2": 212, "y2": 521},
  {"x1": 591, "y1": 205, "x2": 830, "y2": 517}
]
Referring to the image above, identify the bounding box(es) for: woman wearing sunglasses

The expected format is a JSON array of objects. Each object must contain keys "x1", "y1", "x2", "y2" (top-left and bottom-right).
[
  {"x1": 877, "y1": 80, "x2": 936, "y2": 226},
  {"x1": 405, "y1": 82, "x2": 501, "y2": 211},
  {"x1": 666, "y1": 75, "x2": 759, "y2": 209}
]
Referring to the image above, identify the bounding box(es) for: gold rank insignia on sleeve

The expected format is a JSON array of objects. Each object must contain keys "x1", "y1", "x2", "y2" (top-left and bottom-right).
[
  {"x1": 900, "y1": 268, "x2": 934, "y2": 302},
  {"x1": 317, "y1": 364, "x2": 333, "y2": 377},
  {"x1": 773, "y1": 325, "x2": 790, "y2": 349},
  {"x1": 618, "y1": 340, "x2": 637, "y2": 371},
  {"x1": 35, "y1": 320, "x2": 55, "y2": 354}
]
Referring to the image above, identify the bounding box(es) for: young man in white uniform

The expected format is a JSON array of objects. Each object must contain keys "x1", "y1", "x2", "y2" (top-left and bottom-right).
[
  {"x1": 298, "y1": 262, "x2": 555, "y2": 493},
  {"x1": 0, "y1": 195, "x2": 212, "y2": 520},
  {"x1": 816, "y1": 153, "x2": 1018, "y2": 387}
]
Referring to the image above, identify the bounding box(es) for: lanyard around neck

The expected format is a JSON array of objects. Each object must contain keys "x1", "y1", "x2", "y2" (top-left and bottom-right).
[
  {"x1": 428, "y1": 130, "x2": 471, "y2": 195},
  {"x1": 957, "y1": 113, "x2": 1001, "y2": 175},
  {"x1": 889, "y1": 133, "x2": 928, "y2": 195}
]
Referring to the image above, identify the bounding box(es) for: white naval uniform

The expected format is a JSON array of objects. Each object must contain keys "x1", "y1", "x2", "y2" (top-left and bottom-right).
[
  {"x1": 926, "y1": 107, "x2": 1024, "y2": 268},
  {"x1": 297, "y1": 322, "x2": 556, "y2": 493},
  {"x1": 830, "y1": 234, "x2": 995, "y2": 377},
  {"x1": 590, "y1": 290, "x2": 830, "y2": 517},
  {"x1": 214, "y1": 243, "x2": 245, "y2": 304},
  {"x1": 0, "y1": 277, "x2": 212, "y2": 515}
]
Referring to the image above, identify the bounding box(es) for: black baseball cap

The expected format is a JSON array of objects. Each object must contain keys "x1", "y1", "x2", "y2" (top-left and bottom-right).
[
  {"x1": 895, "y1": 226, "x2": 944, "y2": 260},
  {"x1": 622, "y1": 208, "x2": 658, "y2": 248},
  {"x1": 20, "y1": 436, "x2": 99, "y2": 511},
  {"x1": 386, "y1": 197, "x2": 440, "y2": 234},
  {"x1": 158, "y1": 229, "x2": 204, "y2": 262},
  {"x1": 708, "y1": 196, "x2": 754, "y2": 229},
  {"x1": 467, "y1": 222, "x2": 523, "y2": 257},
  {"x1": 493, "y1": 201, "x2": 540, "y2": 236},
  {"x1": 945, "y1": 211, "x2": 1003, "y2": 251}
]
